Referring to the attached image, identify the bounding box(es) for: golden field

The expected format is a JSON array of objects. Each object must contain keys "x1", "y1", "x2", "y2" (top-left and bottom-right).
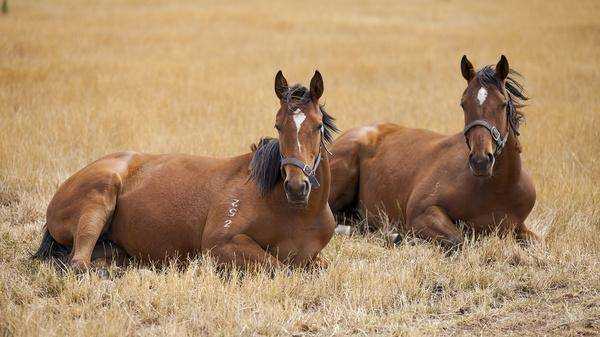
[{"x1": 0, "y1": 0, "x2": 599, "y2": 336}]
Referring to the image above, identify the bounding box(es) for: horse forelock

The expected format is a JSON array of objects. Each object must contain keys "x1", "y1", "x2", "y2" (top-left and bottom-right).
[
  {"x1": 283, "y1": 84, "x2": 339, "y2": 143},
  {"x1": 282, "y1": 84, "x2": 311, "y2": 109}
]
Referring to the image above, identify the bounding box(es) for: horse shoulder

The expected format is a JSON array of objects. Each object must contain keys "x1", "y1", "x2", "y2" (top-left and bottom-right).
[{"x1": 402, "y1": 136, "x2": 470, "y2": 219}]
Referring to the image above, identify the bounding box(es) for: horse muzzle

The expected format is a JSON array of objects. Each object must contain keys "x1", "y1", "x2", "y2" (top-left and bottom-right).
[
  {"x1": 284, "y1": 177, "x2": 311, "y2": 206},
  {"x1": 468, "y1": 152, "x2": 495, "y2": 177}
]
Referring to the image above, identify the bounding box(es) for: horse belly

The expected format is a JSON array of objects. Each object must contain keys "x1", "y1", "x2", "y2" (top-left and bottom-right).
[
  {"x1": 109, "y1": 217, "x2": 202, "y2": 263},
  {"x1": 107, "y1": 172, "x2": 210, "y2": 263},
  {"x1": 358, "y1": 157, "x2": 415, "y2": 227}
]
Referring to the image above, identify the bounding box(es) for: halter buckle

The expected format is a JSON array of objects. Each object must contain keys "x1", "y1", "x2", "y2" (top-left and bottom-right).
[
  {"x1": 490, "y1": 126, "x2": 501, "y2": 142},
  {"x1": 302, "y1": 164, "x2": 312, "y2": 175}
]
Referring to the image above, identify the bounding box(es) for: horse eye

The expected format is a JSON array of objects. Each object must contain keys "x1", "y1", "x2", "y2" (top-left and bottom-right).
[
  {"x1": 315, "y1": 124, "x2": 324, "y2": 132},
  {"x1": 274, "y1": 124, "x2": 281, "y2": 131}
]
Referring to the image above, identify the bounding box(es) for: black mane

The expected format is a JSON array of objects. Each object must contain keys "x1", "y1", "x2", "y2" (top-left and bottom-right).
[
  {"x1": 476, "y1": 65, "x2": 528, "y2": 136},
  {"x1": 249, "y1": 137, "x2": 281, "y2": 196},
  {"x1": 249, "y1": 85, "x2": 338, "y2": 196}
]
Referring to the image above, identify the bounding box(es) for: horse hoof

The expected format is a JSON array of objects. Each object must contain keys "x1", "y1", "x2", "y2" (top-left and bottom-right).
[{"x1": 70, "y1": 258, "x2": 89, "y2": 273}]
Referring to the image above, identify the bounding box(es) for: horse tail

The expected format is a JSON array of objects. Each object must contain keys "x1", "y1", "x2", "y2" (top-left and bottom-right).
[{"x1": 32, "y1": 227, "x2": 71, "y2": 261}]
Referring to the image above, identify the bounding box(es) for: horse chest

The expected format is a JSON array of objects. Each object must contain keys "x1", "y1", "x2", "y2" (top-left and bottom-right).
[
  {"x1": 268, "y1": 216, "x2": 334, "y2": 262},
  {"x1": 447, "y1": 187, "x2": 524, "y2": 231}
]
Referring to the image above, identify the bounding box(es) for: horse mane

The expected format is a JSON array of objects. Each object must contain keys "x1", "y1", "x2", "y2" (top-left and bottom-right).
[
  {"x1": 476, "y1": 66, "x2": 529, "y2": 137},
  {"x1": 249, "y1": 84, "x2": 338, "y2": 196},
  {"x1": 249, "y1": 137, "x2": 282, "y2": 196}
]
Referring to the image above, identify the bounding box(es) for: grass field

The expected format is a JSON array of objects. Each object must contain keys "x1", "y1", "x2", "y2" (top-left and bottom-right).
[{"x1": 1, "y1": 1, "x2": 599, "y2": 336}]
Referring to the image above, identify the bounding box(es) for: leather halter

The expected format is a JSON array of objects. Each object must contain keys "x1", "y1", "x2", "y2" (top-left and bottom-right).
[
  {"x1": 279, "y1": 127, "x2": 329, "y2": 189},
  {"x1": 463, "y1": 118, "x2": 509, "y2": 156}
]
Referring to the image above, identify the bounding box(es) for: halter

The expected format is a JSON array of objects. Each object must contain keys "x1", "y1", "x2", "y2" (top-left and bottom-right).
[
  {"x1": 463, "y1": 119, "x2": 509, "y2": 156},
  {"x1": 279, "y1": 127, "x2": 330, "y2": 189}
]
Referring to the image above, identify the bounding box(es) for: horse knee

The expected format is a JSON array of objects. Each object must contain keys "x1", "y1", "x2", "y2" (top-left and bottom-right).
[{"x1": 409, "y1": 205, "x2": 463, "y2": 249}]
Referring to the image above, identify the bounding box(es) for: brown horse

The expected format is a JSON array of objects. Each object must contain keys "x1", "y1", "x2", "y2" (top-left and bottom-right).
[
  {"x1": 33, "y1": 70, "x2": 338, "y2": 271},
  {"x1": 330, "y1": 55, "x2": 538, "y2": 249}
]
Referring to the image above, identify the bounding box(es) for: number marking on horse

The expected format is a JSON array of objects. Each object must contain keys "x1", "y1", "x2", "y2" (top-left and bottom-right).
[{"x1": 224, "y1": 198, "x2": 240, "y2": 229}]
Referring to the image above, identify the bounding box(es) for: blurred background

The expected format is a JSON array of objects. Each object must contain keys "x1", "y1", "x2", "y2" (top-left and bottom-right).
[{"x1": 1, "y1": 1, "x2": 598, "y2": 211}]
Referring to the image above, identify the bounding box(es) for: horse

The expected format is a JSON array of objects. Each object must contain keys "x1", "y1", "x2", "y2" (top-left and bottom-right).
[
  {"x1": 329, "y1": 55, "x2": 538, "y2": 249},
  {"x1": 33, "y1": 70, "x2": 339, "y2": 272}
]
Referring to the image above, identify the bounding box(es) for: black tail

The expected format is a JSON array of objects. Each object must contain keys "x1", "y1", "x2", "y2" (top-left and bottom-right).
[{"x1": 32, "y1": 228, "x2": 71, "y2": 261}]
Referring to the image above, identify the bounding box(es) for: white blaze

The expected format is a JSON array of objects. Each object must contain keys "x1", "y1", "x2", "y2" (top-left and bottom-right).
[
  {"x1": 292, "y1": 108, "x2": 306, "y2": 150},
  {"x1": 477, "y1": 87, "x2": 488, "y2": 106}
]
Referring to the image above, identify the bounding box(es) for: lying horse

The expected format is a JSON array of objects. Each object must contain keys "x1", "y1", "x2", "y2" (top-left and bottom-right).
[
  {"x1": 330, "y1": 55, "x2": 538, "y2": 249},
  {"x1": 34, "y1": 70, "x2": 338, "y2": 271}
]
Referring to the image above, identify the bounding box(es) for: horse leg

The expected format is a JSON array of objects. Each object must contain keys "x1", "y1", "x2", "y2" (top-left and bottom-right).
[
  {"x1": 67, "y1": 176, "x2": 121, "y2": 271},
  {"x1": 87, "y1": 240, "x2": 129, "y2": 278},
  {"x1": 90, "y1": 239, "x2": 129, "y2": 267},
  {"x1": 514, "y1": 224, "x2": 540, "y2": 246},
  {"x1": 306, "y1": 255, "x2": 329, "y2": 270},
  {"x1": 210, "y1": 234, "x2": 285, "y2": 272},
  {"x1": 409, "y1": 205, "x2": 463, "y2": 251},
  {"x1": 70, "y1": 205, "x2": 115, "y2": 271}
]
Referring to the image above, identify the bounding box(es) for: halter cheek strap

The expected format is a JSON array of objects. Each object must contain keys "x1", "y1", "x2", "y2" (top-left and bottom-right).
[{"x1": 463, "y1": 119, "x2": 509, "y2": 156}]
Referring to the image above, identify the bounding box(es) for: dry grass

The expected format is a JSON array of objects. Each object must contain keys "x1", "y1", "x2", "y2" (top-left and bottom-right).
[{"x1": 1, "y1": 0, "x2": 599, "y2": 336}]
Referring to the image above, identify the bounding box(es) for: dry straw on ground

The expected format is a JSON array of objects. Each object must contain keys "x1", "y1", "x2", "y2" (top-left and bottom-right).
[{"x1": 1, "y1": 1, "x2": 599, "y2": 336}]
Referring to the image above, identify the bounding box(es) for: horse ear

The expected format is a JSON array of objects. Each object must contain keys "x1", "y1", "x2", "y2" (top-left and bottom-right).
[
  {"x1": 461, "y1": 55, "x2": 476, "y2": 82},
  {"x1": 495, "y1": 55, "x2": 509, "y2": 81},
  {"x1": 310, "y1": 70, "x2": 324, "y2": 100},
  {"x1": 274, "y1": 70, "x2": 288, "y2": 100}
]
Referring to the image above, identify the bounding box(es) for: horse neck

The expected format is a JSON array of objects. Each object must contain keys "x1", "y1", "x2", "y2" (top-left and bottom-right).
[
  {"x1": 491, "y1": 130, "x2": 522, "y2": 186},
  {"x1": 310, "y1": 148, "x2": 331, "y2": 209}
]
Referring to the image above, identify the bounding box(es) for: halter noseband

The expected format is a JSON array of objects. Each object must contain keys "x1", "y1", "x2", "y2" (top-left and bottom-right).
[
  {"x1": 279, "y1": 128, "x2": 329, "y2": 189},
  {"x1": 463, "y1": 119, "x2": 509, "y2": 156}
]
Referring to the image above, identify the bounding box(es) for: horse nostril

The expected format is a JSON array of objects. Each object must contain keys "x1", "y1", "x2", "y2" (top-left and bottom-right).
[
  {"x1": 468, "y1": 153, "x2": 477, "y2": 167},
  {"x1": 284, "y1": 180, "x2": 291, "y2": 193},
  {"x1": 302, "y1": 180, "x2": 310, "y2": 194},
  {"x1": 469, "y1": 153, "x2": 493, "y2": 173}
]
